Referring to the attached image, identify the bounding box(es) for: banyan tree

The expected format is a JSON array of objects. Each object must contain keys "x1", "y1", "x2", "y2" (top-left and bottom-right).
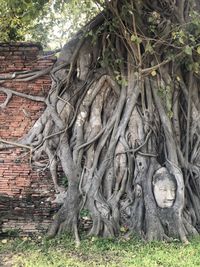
[{"x1": 0, "y1": 0, "x2": 200, "y2": 244}]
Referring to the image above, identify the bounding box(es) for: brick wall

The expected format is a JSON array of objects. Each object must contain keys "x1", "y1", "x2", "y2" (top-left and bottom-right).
[{"x1": 0, "y1": 43, "x2": 60, "y2": 236}]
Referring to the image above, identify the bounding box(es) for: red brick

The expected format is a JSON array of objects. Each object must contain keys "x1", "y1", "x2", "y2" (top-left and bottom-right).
[{"x1": 0, "y1": 43, "x2": 59, "y2": 235}]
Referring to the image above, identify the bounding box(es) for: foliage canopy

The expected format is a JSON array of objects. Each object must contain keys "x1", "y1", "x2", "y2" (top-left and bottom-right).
[{"x1": 0, "y1": 0, "x2": 101, "y2": 48}]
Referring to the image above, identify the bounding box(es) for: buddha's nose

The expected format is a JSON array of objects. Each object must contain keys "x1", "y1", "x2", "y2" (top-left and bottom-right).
[{"x1": 167, "y1": 190, "x2": 174, "y2": 200}]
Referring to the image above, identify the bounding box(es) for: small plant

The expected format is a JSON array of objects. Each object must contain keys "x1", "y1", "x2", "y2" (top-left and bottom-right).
[
  {"x1": 61, "y1": 175, "x2": 68, "y2": 188},
  {"x1": 80, "y1": 209, "x2": 90, "y2": 218}
]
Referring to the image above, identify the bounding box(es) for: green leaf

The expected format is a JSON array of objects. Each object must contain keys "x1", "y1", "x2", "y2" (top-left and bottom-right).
[
  {"x1": 197, "y1": 46, "x2": 200, "y2": 55},
  {"x1": 131, "y1": 34, "x2": 142, "y2": 44},
  {"x1": 145, "y1": 41, "x2": 154, "y2": 54},
  {"x1": 184, "y1": 45, "x2": 193, "y2": 55},
  {"x1": 151, "y1": 70, "x2": 157, "y2": 76},
  {"x1": 178, "y1": 37, "x2": 184, "y2": 45}
]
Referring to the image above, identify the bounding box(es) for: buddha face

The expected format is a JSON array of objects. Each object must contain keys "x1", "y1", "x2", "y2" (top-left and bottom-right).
[{"x1": 153, "y1": 168, "x2": 176, "y2": 208}]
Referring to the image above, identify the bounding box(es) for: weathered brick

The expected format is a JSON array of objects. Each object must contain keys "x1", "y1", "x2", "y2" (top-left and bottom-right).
[{"x1": 0, "y1": 42, "x2": 58, "y2": 235}]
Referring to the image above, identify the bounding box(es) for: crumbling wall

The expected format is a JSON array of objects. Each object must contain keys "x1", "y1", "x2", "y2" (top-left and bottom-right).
[{"x1": 0, "y1": 43, "x2": 59, "y2": 235}]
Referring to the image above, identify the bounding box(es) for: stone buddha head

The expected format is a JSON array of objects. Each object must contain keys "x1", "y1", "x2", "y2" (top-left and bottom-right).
[{"x1": 153, "y1": 167, "x2": 176, "y2": 208}]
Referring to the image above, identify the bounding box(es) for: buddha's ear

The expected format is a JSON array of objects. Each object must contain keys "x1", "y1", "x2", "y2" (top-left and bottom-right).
[{"x1": 152, "y1": 172, "x2": 158, "y2": 186}]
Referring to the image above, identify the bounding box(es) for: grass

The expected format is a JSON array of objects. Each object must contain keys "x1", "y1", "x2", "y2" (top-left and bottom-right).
[{"x1": 1, "y1": 233, "x2": 200, "y2": 267}]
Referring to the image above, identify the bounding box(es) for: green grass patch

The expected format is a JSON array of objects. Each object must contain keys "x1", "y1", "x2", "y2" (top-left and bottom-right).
[{"x1": 1, "y1": 234, "x2": 200, "y2": 267}]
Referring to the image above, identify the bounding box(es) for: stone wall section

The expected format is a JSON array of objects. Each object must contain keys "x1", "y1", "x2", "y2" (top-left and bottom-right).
[{"x1": 0, "y1": 43, "x2": 59, "y2": 235}]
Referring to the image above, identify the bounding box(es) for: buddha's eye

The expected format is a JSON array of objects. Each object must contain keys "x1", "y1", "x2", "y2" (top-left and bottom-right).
[{"x1": 159, "y1": 188, "x2": 167, "y2": 191}]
